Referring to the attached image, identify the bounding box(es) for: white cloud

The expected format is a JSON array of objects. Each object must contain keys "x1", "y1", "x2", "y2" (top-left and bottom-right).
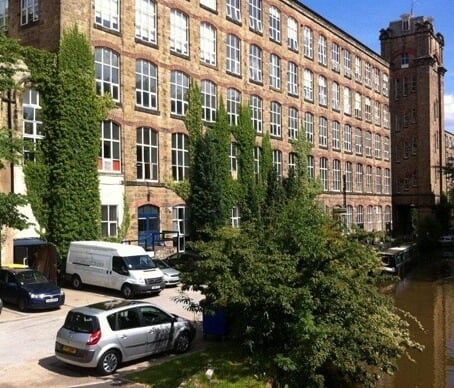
[{"x1": 444, "y1": 94, "x2": 454, "y2": 132}]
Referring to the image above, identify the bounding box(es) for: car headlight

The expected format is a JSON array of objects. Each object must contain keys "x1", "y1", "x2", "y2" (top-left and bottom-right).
[
  {"x1": 60, "y1": 290, "x2": 65, "y2": 296},
  {"x1": 29, "y1": 292, "x2": 45, "y2": 299}
]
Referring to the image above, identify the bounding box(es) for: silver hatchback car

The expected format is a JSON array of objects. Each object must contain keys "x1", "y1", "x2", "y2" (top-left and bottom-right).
[{"x1": 55, "y1": 299, "x2": 196, "y2": 375}]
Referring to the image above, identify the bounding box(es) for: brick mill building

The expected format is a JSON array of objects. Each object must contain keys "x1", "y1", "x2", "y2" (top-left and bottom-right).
[{"x1": 0, "y1": 1, "x2": 447, "y2": 262}]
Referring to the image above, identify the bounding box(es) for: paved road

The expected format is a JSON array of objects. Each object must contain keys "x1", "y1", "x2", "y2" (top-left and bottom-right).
[{"x1": 0, "y1": 285, "x2": 204, "y2": 387}]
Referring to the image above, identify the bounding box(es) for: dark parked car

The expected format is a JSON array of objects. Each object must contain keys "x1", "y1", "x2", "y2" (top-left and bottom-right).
[
  {"x1": 164, "y1": 250, "x2": 201, "y2": 273},
  {"x1": 0, "y1": 267, "x2": 65, "y2": 311}
]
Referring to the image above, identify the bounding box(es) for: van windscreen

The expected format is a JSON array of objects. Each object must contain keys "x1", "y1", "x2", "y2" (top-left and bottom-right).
[{"x1": 123, "y1": 255, "x2": 157, "y2": 270}]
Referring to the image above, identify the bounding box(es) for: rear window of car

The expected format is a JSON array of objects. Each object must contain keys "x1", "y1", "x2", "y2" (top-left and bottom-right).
[{"x1": 64, "y1": 311, "x2": 100, "y2": 333}]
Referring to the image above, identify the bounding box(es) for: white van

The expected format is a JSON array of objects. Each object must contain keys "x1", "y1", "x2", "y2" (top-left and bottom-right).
[{"x1": 66, "y1": 241, "x2": 164, "y2": 298}]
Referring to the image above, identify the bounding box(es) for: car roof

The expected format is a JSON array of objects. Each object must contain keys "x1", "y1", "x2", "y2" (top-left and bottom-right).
[
  {"x1": 0, "y1": 267, "x2": 35, "y2": 274},
  {"x1": 69, "y1": 299, "x2": 159, "y2": 315}
]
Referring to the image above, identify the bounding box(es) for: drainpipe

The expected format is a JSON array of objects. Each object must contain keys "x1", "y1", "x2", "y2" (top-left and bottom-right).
[{"x1": 438, "y1": 65, "x2": 445, "y2": 198}]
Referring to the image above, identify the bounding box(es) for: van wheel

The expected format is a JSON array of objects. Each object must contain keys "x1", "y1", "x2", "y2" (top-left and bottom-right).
[
  {"x1": 96, "y1": 349, "x2": 120, "y2": 375},
  {"x1": 71, "y1": 275, "x2": 82, "y2": 290},
  {"x1": 174, "y1": 332, "x2": 190, "y2": 354},
  {"x1": 121, "y1": 284, "x2": 134, "y2": 299}
]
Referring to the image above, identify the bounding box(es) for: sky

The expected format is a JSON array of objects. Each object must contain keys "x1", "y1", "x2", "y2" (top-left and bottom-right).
[{"x1": 299, "y1": 0, "x2": 454, "y2": 130}]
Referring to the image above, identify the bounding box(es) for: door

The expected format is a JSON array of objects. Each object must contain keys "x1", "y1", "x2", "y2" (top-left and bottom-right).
[
  {"x1": 138, "y1": 205, "x2": 160, "y2": 249},
  {"x1": 113, "y1": 308, "x2": 149, "y2": 360},
  {"x1": 139, "y1": 305, "x2": 174, "y2": 354}
]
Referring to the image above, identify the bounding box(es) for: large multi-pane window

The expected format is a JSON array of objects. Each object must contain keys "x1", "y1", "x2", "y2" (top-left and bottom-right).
[
  {"x1": 382, "y1": 74, "x2": 389, "y2": 96},
  {"x1": 287, "y1": 16, "x2": 298, "y2": 51},
  {"x1": 366, "y1": 205, "x2": 374, "y2": 231},
  {"x1": 332, "y1": 82, "x2": 340, "y2": 110},
  {"x1": 287, "y1": 61, "x2": 298, "y2": 96},
  {"x1": 343, "y1": 124, "x2": 352, "y2": 152},
  {"x1": 303, "y1": 69, "x2": 313, "y2": 101},
  {"x1": 200, "y1": 0, "x2": 216, "y2": 10},
  {"x1": 253, "y1": 146, "x2": 261, "y2": 176},
  {"x1": 303, "y1": 26, "x2": 313, "y2": 59},
  {"x1": 101, "y1": 205, "x2": 118, "y2": 237},
  {"x1": 272, "y1": 149, "x2": 282, "y2": 179},
  {"x1": 226, "y1": 0, "x2": 241, "y2": 22},
  {"x1": 364, "y1": 97, "x2": 372, "y2": 121},
  {"x1": 269, "y1": 6, "x2": 280, "y2": 42},
  {"x1": 95, "y1": 0, "x2": 119, "y2": 31},
  {"x1": 135, "y1": 59, "x2": 158, "y2": 110},
  {"x1": 354, "y1": 92, "x2": 362, "y2": 119},
  {"x1": 383, "y1": 104, "x2": 390, "y2": 128},
  {"x1": 356, "y1": 205, "x2": 364, "y2": 228},
  {"x1": 269, "y1": 54, "x2": 281, "y2": 89},
  {"x1": 226, "y1": 34, "x2": 241, "y2": 75},
  {"x1": 250, "y1": 95, "x2": 263, "y2": 133},
  {"x1": 365, "y1": 131, "x2": 372, "y2": 156},
  {"x1": 99, "y1": 121, "x2": 121, "y2": 172},
  {"x1": 318, "y1": 35, "x2": 327, "y2": 65},
  {"x1": 374, "y1": 101, "x2": 381, "y2": 125},
  {"x1": 22, "y1": 88, "x2": 42, "y2": 161},
  {"x1": 354, "y1": 56, "x2": 362, "y2": 82},
  {"x1": 95, "y1": 47, "x2": 120, "y2": 102},
  {"x1": 319, "y1": 117, "x2": 328, "y2": 147},
  {"x1": 345, "y1": 162, "x2": 353, "y2": 192},
  {"x1": 307, "y1": 155, "x2": 314, "y2": 178},
  {"x1": 201, "y1": 80, "x2": 217, "y2": 122},
  {"x1": 304, "y1": 112, "x2": 314, "y2": 144},
  {"x1": 332, "y1": 121, "x2": 340, "y2": 150},
  {"x1": 332, "y1": 159, "x2": 341, "y2": 192},
  {"x1": 136, "y1": 127, "x2": 158, "y2": 181},
  {"x1": 135, "y1": 0, "x2": 157, "y2": 44},
  {"x1": 384, "y1": 168, "x2": 391, "y2": 194},
  {"x1": 200, "y1": 22, "x2": 216, "y2": 66},
  {"x1": 320, "y1": 157, "x2": 328, "y2": 191},
  {"x1": 375, "y1": 167, "x2": 382, "y2": 194},
  {"x1": 231, "y1": 206, "x2": 240, "y2": 228},
  {"x1": 288, "y1": 152, "x2": 297, "y2": 173},
  {"x1": 0, "y1": 0, "x2": 8, "y2": 30},
  {"x1": 288, "y1": 107, "x2": 299, "y2": 140},
  {"x1": 344, "y1": 49, "x2": 351, "y2": 77},
  {"x1": 318, "y1": 76, "x2": 327, "y2": 106},
  {"x1": 230, "y1": 142, "x2": 238, "y2": 174},
  {"x1": 373, "y1": 67, "x2": 381, "y2": 92},
  {"x1": 172, "y1": 133, "x2": 189, "y2": 181},
  {"x1": 249, "y1": 44, "x2": 263, "y2": 82},
  {"x1": 248, "y1": 0, "x2": 262, "y2": 32},
  {"x1": 170, "y1": 9, "x2": 189, "y2": 55},
  {"x1": 170, "y1": 70, "x2": 189, "y2": 116},
  {"x1": 384, "y1": 136, "x2": 390, "y2": 160},
  {"x1": 374, "y1": 134, "x2": 382, "y2": 158},
  {"x1": 356, "y1": 163, "x2": 363, "y2": 192},
  {"x1": 173, "y1": 206, "x2": 188, "y2": 238},
  {"x1": 343, "y1": 87, "x2": 351, "y2": 115},
  {"x1": 364, "y1": 62, "x2": 372, "y2": 87},
  {"x1": 270, "y1": 101, "x2": 282, "y2": 137},
  {"x1": 227, "y1": 88, "x2": 241, "y2": 126},
  {"x1": 366, "y1": 165, "x2": 373, "y2": 193},
  {"x1": 355, "y1": 127, "x2": 363, "y2": 155},
  {"x1": 331, "y1": 42, "x2": 340, "y2": 71}
]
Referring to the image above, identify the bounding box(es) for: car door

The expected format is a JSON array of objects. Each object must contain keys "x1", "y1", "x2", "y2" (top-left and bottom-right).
[
  {"x1": 112, "y1": 308, "x2": 149, "y2": 361},
  {"x1": 139, "y1": 305, "x2": 174, "y2": 354},
  {"x1": 0, "y1": 271, "x2": 19, "y2": 304}
]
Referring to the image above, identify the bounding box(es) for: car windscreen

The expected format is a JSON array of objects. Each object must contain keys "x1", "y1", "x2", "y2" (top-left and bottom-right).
[
  {"x1": 16, "y1": 271, "x2": 48, "y2": 285},
  {"x1": 123, "y1": 255, "x2": 157, "y2": 270},
  {"x1": 63, "y1": 311, "x2": 100, "y2": 333}
]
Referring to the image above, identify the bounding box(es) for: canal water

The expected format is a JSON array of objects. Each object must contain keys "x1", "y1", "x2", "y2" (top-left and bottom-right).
[{"x1": 378, "y1": 250, "x2": 454, "y2": 388}]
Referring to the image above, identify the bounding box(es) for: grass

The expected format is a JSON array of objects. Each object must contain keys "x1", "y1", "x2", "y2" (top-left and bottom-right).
[{"x1": 126, "y1": 341, "x2": 270, "y2": 388}]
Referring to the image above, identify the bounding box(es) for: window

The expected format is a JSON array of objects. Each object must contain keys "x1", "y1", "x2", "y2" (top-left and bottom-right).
[
  {"x1": 373, "y1": 67, "x2": 380, "y2": 92},
  {"x1": 374, "y1": 134, "x2": 382, "y2": 159},
  {"x1": 288, "y1": 152, "x2": 297, "y2": 173},
  {"x1": 136, "y1": 127, "x2": 158, "y2": 181},
  {"x1": 346, "y1": 206, "x2": 353, "y2": 229},
  {"x1": 226, "y1": 0, "x2": 241, "y2": 22},
  {"x1": 331, "y1": 82, "x2": 340, "y2": 110},
  {"x1": 331, "y1": 42, "x2": 340, "y2": 71},
  {"x1": 270, "y1": 101, "x2": 282, "y2": 137},
  {"x1": 303, "y1": 69, "x2": 313, "y2": 101},
  {"x1": 135, "y1": 59, "x2": 158, "y2": 110},
  {"x1": 383, "y1": 105, "x2": 390, "y2": 128},
  {"x1": 343, "y1": 124, "x2": 352, "y2": 152},
  {"x1": 287, "y1": 61, "x2": 298, "y2": 96},
  {"x1": 366, "y1": 205, "x2": 374, "y2": 231},
  {"x1": 0, "y1": 0, "x2": 8, "y2": 30},
  {"x1": 366, "y1": 165, "x2": 373, "y2": 193},
  {"x1": 319, "y1": 117, "x2": 328, "y2": 147},
  {"x1": 375, "y1": 167, "x2": 382, "y2": 194},
  {"x1": 269, "y1": 6, "x2": 280, "y2": 42},
  {"x1": 383, "y1": 136, "x2": 390, "y2": 160},
  {"x1": 364, "y1": 97, "x2": 372, "y2": 122},
  {"x1": 95, "y1": 0, "x2": 118, "y2": 31},
  {"x1": 332, "y1": 159, "x2": 341, "y2": 191},
  {"x1": 356, "y1": 164, "x2": 363, "y2": 192},
  {"x1": 288, "y1": 107, "x2": 299, "y2": 140},
  {"x1": 230, "y1": 142, "x2": 238, "y2": 174},
  {"x1": 307, "y1": 155, "x2": 314, "y2": 178},
  {"x1": 320, "y1": 157, "x2": 328, "y2": 191},
  {"x1": 355, "y1": 128, "x2": 362, "y2": 155},
  {"x1": 272, "y1": 149, "x2": 282, "y2": 179},
  {"x1": 170, "y1": 9, "x2": 189, "y2": 55},
  {"x1": 343, "y1": 87, "x2": 351, "y2": 115},
  {"x1": 248, "y1": 0, "x2": 262, "y2": 32},
  {"x1": 101, "y1": 205, "x2": 118, "y2": 237},
  {"x1": 253, "y1": 146, "x2": 261, "y2": 176},
  {"x1": 304, "y1": 112, "x2": 314, "y2": 144},
  {"x1": 135, "y1": 0, "x2": 157, "y2": 44},
  {"x1": 354, "y1": 92, "x2": 362, "y2": 119},
  {"x1": 303, "y1": 26, "x2": 313, "y2": 59},
  {"x1": 344, "y1": 49, "x2": 351, "y2": 77},
  {"x1": 345, "y1": 162, "x2": 352, "y2": 192},
  {"x1": 231, "y1": 206, "x2": 240, "y2": 228},
  {"x1": 354, "y1": 56, "x2": 362, "y2": 82},
  {"x1": 384, "y1": 169, "x2": 391, "y2": 194},
  {"x1": 201, "y1": 80, "x2": 217, "y2": 122},
  {"x1": 250, "y1": 95, "x2": 263, "y2": 133},
  {"x1": 287, "y1": 16, "x2": 298, "y2": 51},
  {"x1": 172, "y1": 206, "x2": 188, "y2": 237},
  {"x1": 200, "y1": 22, "x2": 216, "y2": 66},
  {"x1": 356, "y1": 205, "x2": 364, "y2": 228},
  {"x1": 200, "y1": 0, "x2": 216, "y2": 10},
  {"x1": 382, "y1": 74, "x2": 389, "y2": 96},
  {"x1": 21, "y1": 0, "x2": 39, "y2": 25},
  {"x1": 226, "y1": 34, "x2": 241, "y2": 75},
  {"x1": 318, "y1": 35, "x2": 327, "y2": 65},
  {"x1": 172, "y1": 133, "x2": 189, "y2": 181},
  {"x1": 227, "y1": 88, "x2": 241, "y2": 126},
  {"x1": 401, "y1": 52, "x2": 409, "y2": 67},
  {"x1": 364, "y1": 62, "x2": 371, "y2": 87},
  {"x1": 365, "y1": 131, "x2": 372, "y2": 157},
  {"x1": 318, "y1": 76, "x2": 327, "y2": 106},
  {"x1": 332, "y1": 121, "x2": 340, "y2": 150},
  {"x1": 22, "y1": 88, "x2": 42, "y2": 161},
  {"x1": 249, "y1": 44, "x2": 263, "y2": 82},
  {"x1": 269, "y1": 54, "x2": 281, "y2": 89},
  {"x1": 99, "y1": 121, "x2": 121, "y2": 172},
  {"x1": 95, "y1": 47, "x2": 120, "y2": 102},
  {"x1": 374, "y1": 101, "x2": 381, "y2": 126},
  {"x1": 170, "y1": 71, "x2": 189, "y2": 116}
]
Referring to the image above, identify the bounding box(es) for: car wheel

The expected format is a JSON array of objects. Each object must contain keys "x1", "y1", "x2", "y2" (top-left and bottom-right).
[
  {"x1": 174, "y1": 332, "x2": 190, "y2": 354},
  {"x1": 17, "y1": 297, "x2": 27, "y2": 312},
  {"x1": 96, "y1": 349, "x2": 120, "y2": 375},
  {"x1": 121, "y1": 284, "x2": 134, "y2": 299},
  {"x1": 71, "y1": 275, "x2": 82, "y2": 290}
]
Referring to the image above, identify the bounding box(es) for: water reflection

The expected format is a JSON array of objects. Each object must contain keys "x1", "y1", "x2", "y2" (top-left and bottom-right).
[{"x1": 378, "y1": 251, "x2": 454, "y2": 388}]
